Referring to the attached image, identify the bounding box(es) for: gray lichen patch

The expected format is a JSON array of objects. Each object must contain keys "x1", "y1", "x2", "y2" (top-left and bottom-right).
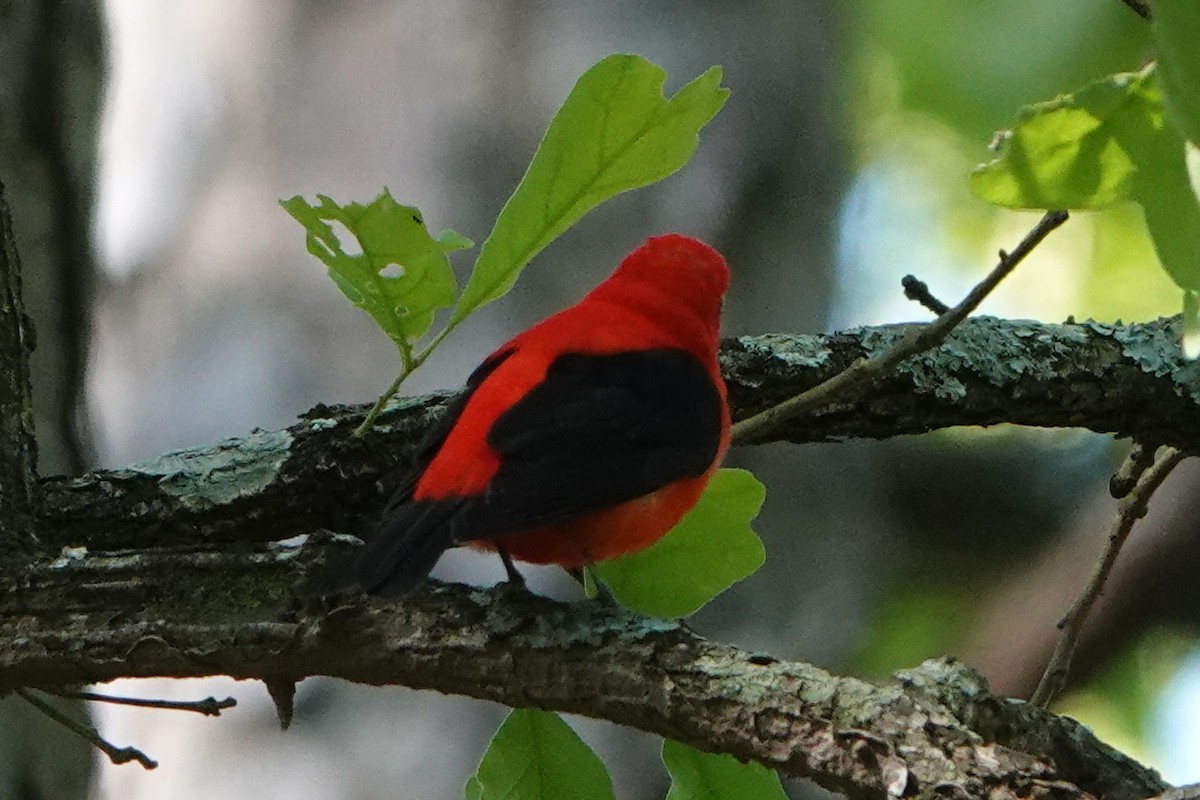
[
  {"x1": 124, "y1": 428, "x2": 294, "y2": 511},
  {"x1": 859, "y1": 317, "x2": 1089, "y2": 400},
  {"x1": 1085, "y1": 316, "x2": 1200, "y2": 404},
  {"x1": 733, "y1": 334, "x2": 833, "y2": 371}
]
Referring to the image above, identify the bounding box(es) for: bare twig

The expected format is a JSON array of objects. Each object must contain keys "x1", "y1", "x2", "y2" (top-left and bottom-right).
[
  {"x1": 1118, "y1": 0, "x2": 1151, "y2": 21},
  {"x1": 43, "y1": 687, "x2": 236, "y2": 716},
  {"x1": 15, "y1": 688, "x2": 158, "y2": 769},
  {"x1": 731, "y1": 210, "x2": 1069, "y2": 445},
  {"x1": 263, "y1": 676, "x2": 297, "y2": 730},
  {"x1": 901, "y1": 274, "x2": 949, "y2": 315},
  {"x1": 1031, "y1": 446, "x2": 1187, "y2": 707},
  {"x1": 1109, "y1": 441, "x2": 1156, "y2": 498}
]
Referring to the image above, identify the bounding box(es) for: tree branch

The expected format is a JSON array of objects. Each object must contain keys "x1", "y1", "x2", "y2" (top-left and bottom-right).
[
  {"x1": 3, "y1": 312, "x2": 1192, "y2": 796},
  {"x1": 33, "y1": 315, "x2": 1200, "y2": 553},
  {"x1": 0, "y1": 539, "x2": 1168, "y2": 799},
  {"x1": 731, "y1": 209, "x2": 1068, "y2": 445}
]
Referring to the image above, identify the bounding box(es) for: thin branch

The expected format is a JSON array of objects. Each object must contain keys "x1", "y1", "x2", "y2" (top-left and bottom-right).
[
  {"x1": 900, "y1": 274, "x2": 949, "y2": 315},
  {"x1": 15, "y1": 688, "x2": 158, "y2": 769},
  {"x1": 1031, "y1": 446, "x2": 1187, "y2": 707},
  {"x1": 1109, "y1": 441, "x2": 1156, "y2": 498},
  {"x1": 731, "y1": 210, "x2": 1069, "y2": 445},
  {"x1": 43, "y1": 687, "x2": 236, "y2": 716}
]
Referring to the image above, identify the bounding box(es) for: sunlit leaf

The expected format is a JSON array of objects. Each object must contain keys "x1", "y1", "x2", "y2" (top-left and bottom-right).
[
  {"x1": 451, "y1": 54, "x2": 728, "y2": 325},
  {"x1": 662, "y1": 739, "x2": 786, "y2": 800},
  {"x1": 594, "y1": 469, "x2": 765, "y2": 618},
  {"x1": 466, "y1": 709, "x2": 615, "y2": 800},
  {"x1": 1154, "y1": 0, "x2": 1200, "y2": 146},
  {"x1": 974, "y1": 65, "x2": 1200, "y2": 307},
  {"x1": 281, "y1": 190, "x2": 471, "y2": 350},
  {"x1": 970, "y1": 68, "x2": 1159, "y2": 209}
]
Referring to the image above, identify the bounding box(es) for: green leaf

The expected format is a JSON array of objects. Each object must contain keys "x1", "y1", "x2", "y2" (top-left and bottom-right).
[
  {"x1": 662, "y1": 739, "x2": 786, "y2": 800},
  {"x1": 593, "y1": 469, "x2": 765, "y2": 618},
  {"x1": 970, "y1": 67, "x2": 1159, "y2": 209},
  {"x1": 451, "y1": 54, "x2": 728, "y2": 325},
  {"x1": 1154, "y1": 0, "x2": 1200, "y2": 146},
  {"x1": 281, "y1": 190, "x2": 471, "y2": 351},
  {"x1": 466, "y1": 709, "x2": 615, "y2": 800},
  {"x1": 972, "y1": 65, "x2": 1200, "y2": 299}
]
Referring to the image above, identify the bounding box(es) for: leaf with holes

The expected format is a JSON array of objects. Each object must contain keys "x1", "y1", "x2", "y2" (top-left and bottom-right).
[{"x1": 282, "y1": 190, "x2": 471, "y2": 352}]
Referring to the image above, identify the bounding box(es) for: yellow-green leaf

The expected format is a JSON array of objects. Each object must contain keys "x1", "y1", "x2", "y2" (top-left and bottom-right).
[
  {"x1": 971, "y1": 67, "x2": 1159, "y2": 209},
  {"x1": 594, "y1": 469, "x2": 765, "y2": 618},
  {"x1": 1155, "y1": 0, "x2": 1200, "y2": 146},
  {"x1": 281, "y1": 190, "x2": 471, "y2": 350},
  {"x1": 451, "y1": 54, "x2": 728, "y2": 325}
]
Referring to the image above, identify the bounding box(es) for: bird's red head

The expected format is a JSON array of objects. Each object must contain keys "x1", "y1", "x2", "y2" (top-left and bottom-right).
[
  {"x1": 614, "y1": 233, "x2": 729, "y2": 309},
  {"x1": 586, "y1": 234, "x2": 730, "y2": 351}
]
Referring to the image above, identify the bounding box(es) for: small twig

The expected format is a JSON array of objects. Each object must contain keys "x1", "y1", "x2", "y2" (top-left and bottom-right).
[
  {"x1": 901, "y1": 274, "x2": 950, "y2": 315},
  {"x1": 15, "y1": 688, "x2": 158, "y2": 769},
  {"x1": 1118, "y1": 0, "x2": 1151, "y2": 21},
  {"x1": 731, "y1": 210, "x2": 1069, "y2": 445},
  {"x1": 263, "y1": 676, "x2": 297, "y2": 730},
  {"x1": 43, "y1": 687, "x2": 236, "y2": 716},
  {"x1": 1030, "y1": 446, "x2": 1187, "y2": 708},
  {"x1": 1109, "y1": 441, "x2": 1157, "y2": 498}
]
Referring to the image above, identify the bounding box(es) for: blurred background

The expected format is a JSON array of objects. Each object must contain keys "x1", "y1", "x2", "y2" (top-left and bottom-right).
[{"x1": 2, "y1": 1, "x2": 1195, "y2": 798}]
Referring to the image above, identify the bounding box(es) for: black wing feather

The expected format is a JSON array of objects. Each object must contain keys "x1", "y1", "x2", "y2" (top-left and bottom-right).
[{"x1": 453, "y1": 348, "x2": 723, "y2": 540}]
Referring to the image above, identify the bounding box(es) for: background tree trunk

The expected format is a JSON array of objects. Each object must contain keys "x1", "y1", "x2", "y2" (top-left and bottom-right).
[{"x1": 0, "y1": 1, "x2": 104, "y2": 796}]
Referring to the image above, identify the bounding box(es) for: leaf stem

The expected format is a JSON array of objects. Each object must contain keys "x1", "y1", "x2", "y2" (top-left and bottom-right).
[{"x1": 353, "y1": 346, "x2": 414, "y2": 438}]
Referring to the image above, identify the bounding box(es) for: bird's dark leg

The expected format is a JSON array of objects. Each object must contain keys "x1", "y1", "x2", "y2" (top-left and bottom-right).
[{"x1": 495, "y1": 543, "x2": 526, "y2": 587}]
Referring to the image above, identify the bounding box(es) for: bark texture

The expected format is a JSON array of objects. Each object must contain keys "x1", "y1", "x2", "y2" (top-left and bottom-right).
[{"x1": 1, "y1": 314, "x2": 1192, "y2": 798}]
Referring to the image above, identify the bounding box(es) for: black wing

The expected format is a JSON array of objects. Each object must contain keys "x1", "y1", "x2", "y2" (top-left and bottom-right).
[{"x1": 449, "y1": 347, "x2": 724, "y2": 541}]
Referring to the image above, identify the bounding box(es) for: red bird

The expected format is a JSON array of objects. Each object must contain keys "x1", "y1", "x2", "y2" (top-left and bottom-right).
[{"x1": 354, "y1": 234, "x2": 731, "y2": 596}]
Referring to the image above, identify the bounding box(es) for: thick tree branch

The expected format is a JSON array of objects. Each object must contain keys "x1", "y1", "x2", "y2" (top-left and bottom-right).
[
  {"x1": 0, "y1": 178, "x2": 40, "y2": 550},
  {"x1": 3, "y1": 313, "x2": 1191, "y2": 797},
  {"x1": 34, "y1": 315, "x2": 1200, "y2": 552},
  {"x1": 0, "y1": 539, "x2": 1168, "y2": 800}
]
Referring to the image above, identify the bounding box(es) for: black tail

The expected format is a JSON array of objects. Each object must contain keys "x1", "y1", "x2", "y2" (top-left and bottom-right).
[{"x1": 354, "y1": 500, "x2": 462, "y2": 597}]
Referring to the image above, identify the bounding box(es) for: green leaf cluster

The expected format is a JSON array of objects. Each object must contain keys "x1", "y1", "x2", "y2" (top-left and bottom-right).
[{"x1": 284, "y1": 53, "x2": 728, "y2": 384}]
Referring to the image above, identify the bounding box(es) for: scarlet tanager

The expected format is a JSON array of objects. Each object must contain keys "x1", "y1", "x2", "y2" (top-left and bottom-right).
[{"x1": 353, "y1": 234, "x2": 731, "y2": 596}]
